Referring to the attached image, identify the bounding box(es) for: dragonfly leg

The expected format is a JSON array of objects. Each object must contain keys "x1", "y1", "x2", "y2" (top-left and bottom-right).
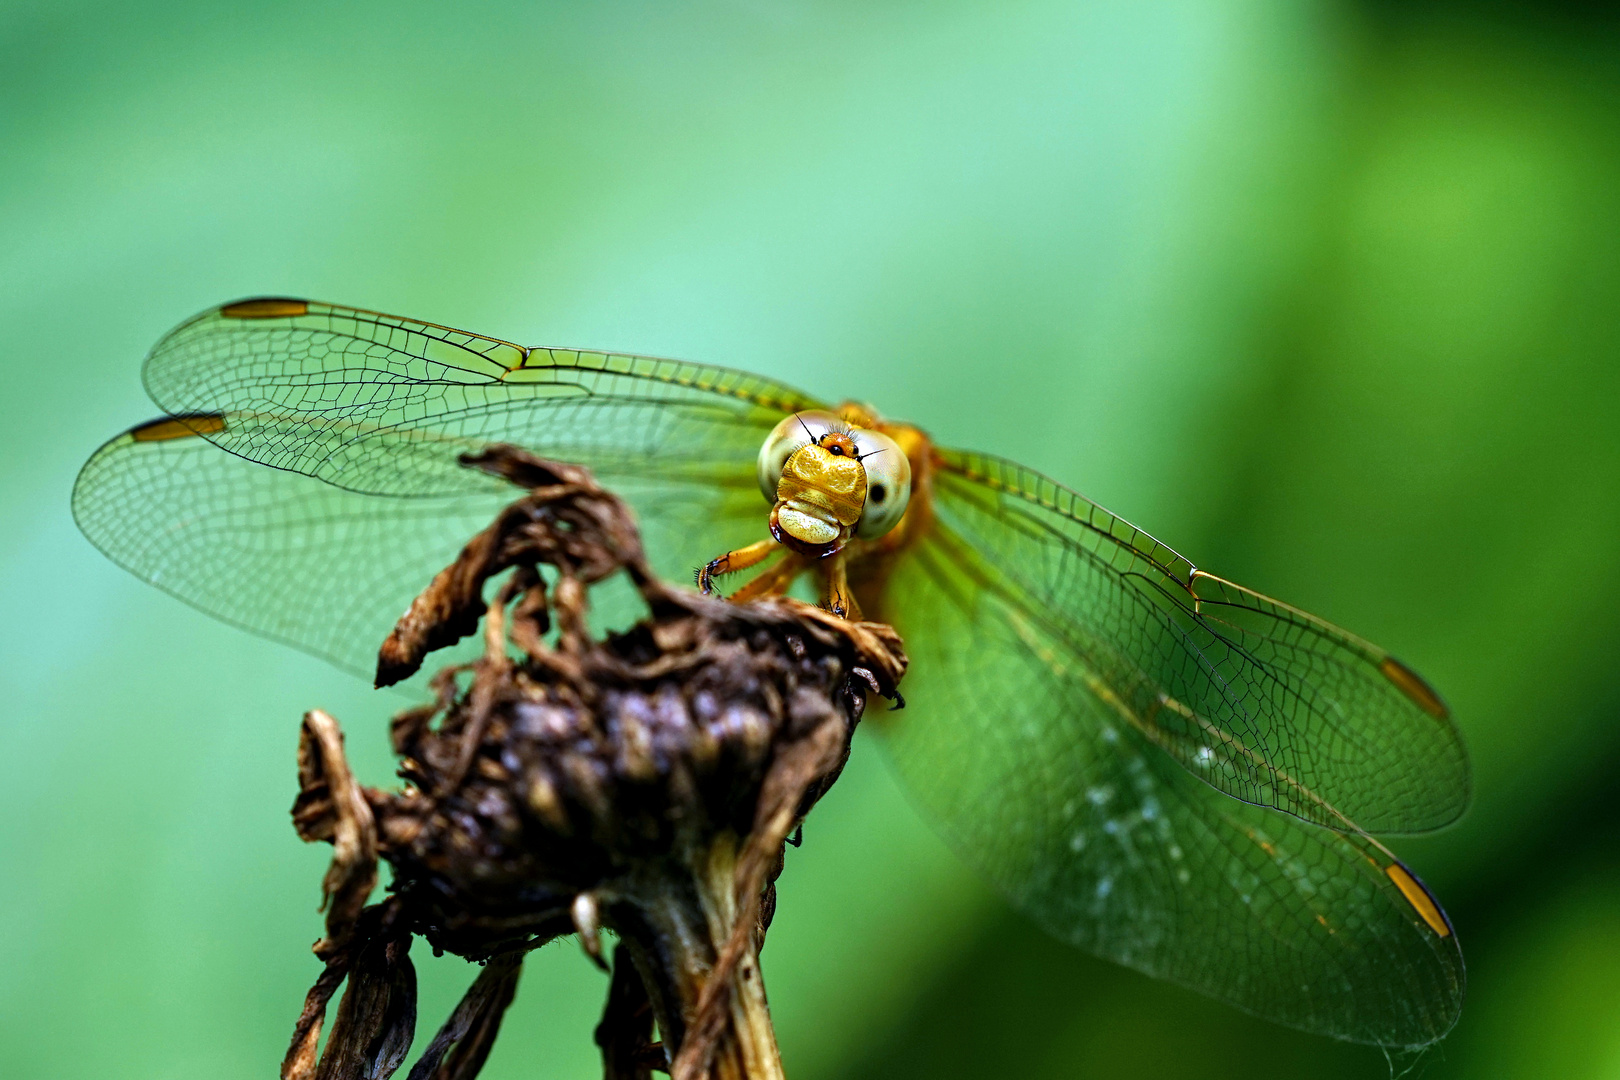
[
  {"x1": 821, "y1": 552, "x2": 862, "y2": 621},
  {"x1": 729, "y1": 550, "x2": 808, "y2": 603},
  {"x1": 696, "y1": 538, "x2": 779, "y2": 595}
]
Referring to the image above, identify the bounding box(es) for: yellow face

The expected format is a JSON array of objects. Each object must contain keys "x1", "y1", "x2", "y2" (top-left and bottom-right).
[
  {"x1": 756, "y1": 411, "x2": 913, "y2": 555},
  {"x1": 773, "y1": 438, "x2": 868, "y2": 548}
]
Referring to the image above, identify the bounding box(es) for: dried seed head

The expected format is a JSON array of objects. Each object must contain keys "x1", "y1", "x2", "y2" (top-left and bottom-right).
[{"x1": 285, "y1": 447, "x2": 906, "y2": 1080}]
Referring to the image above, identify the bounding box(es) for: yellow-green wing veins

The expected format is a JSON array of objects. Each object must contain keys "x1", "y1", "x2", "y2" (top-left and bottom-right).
[
  {"x1": 75, "y1": 299, "x2": 822, "y2": 674},
  {"x1": 875, "y1": 527, "x2": 1464, "y2": 1046},
  {"x1": 73, "y1": 415, "x2": 514, "y2": 678},
  {"x1": 921, "y1": 447, "x2": 1469, "y2": 836},
  {"x1": 139, "y1": 297, "x2": 821, "y2": 496}
]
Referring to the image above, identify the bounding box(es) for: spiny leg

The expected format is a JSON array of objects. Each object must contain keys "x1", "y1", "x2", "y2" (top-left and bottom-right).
[
  {"x1": 820, "y1": 551, "x2": 862, "y2": 621},
  {"x1": 697, "y1": 537, "x2": 779, "y2": 595},
  {"x1": 729, "y1": 550, "x2": 809, "y2": 603}
]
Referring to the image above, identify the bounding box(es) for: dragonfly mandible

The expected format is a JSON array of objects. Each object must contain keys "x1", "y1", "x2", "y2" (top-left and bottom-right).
[{"x1": 73, "y1": 298, "x2": 1469, "y2": 1047}]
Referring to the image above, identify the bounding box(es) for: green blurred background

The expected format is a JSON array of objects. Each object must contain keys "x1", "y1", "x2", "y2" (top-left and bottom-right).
[{"x1": 3, "y1": 0, "x2": 1618, "y2": 1076}]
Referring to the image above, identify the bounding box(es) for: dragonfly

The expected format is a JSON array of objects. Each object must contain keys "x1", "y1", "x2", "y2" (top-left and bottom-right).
[{"x1": 73, "y1": 298, "x2": 1469, "y2": 1048}]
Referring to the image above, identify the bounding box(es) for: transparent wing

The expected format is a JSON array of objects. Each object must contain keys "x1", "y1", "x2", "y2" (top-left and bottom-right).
[
  {"x1": 138, "y1": 298, "x2": 819, "y2": 497},
  {"x1": 917, "y1": 449, "x2": 1469, "y2": 836},
  {"x1": 74, "y1": 419, "x2": 513, "y2": 678},
  {"x1": 874, "y1": 529, "x2": 1465, "y2": 1047},
  {"x1": 73, "y1": 298, "x2": 818, "y2": 675}
]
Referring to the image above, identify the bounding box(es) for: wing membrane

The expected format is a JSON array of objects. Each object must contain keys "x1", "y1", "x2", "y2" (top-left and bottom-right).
[
  {"x1": 74, "y1": 419, "x2": 513, "y2": 677},
  {"x1": 74, "y1": 298, "x2": 820, "y2": 675},
  {"x1": 928, "y1": 448, "x2": 1469, "y2": 835},
  {"x1": 875, "y1": 530, "x2": 1464, "y2": 1046},
  {"x1": 140, "y1": 298, "x2": 819, "y2": 497}
]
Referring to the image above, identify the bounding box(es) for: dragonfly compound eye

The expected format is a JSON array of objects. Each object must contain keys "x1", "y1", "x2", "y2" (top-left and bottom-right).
[
  {"x1": 853, "y1": 428, "x2": 911, "y2": 539},
  {"x1": 757, "y1": 410, "x2": 845, "y2": 502}
]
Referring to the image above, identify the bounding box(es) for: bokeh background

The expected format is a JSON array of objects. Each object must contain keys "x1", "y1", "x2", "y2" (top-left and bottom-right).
[{"x1": 3, "y1": 1, "x2": 1619, "y2": 1077}]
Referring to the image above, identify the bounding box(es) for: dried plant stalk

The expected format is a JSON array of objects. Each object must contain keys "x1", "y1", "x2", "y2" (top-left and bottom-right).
[{"x1": 282, "y1": 447, "x2": 907, "y2": 1080}]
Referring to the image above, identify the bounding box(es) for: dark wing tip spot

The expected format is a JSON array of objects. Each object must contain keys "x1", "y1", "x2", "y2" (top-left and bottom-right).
[
  {"x1": 1380, "y1": 657, "x2": 1450, "y2": 720},
  {"x1": 129, "y1": 413, "x2": 227, "y2": 442},
  {"x1": 1384, "y1": 861, "x2": 1453, "y2": 938},
  {"x1": 220, "y1": 297, "x2": 309, "y2": 319}
]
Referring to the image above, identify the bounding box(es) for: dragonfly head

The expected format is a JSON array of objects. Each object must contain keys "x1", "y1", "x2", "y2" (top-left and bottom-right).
[{"x1": 758, "y1": 411, "x2": 912, "y2": 554}]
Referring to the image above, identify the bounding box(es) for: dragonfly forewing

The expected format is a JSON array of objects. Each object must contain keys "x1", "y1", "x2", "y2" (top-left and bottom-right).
[{"x1": 139, "y1": 299, "x2": 819, "y2": 498}]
